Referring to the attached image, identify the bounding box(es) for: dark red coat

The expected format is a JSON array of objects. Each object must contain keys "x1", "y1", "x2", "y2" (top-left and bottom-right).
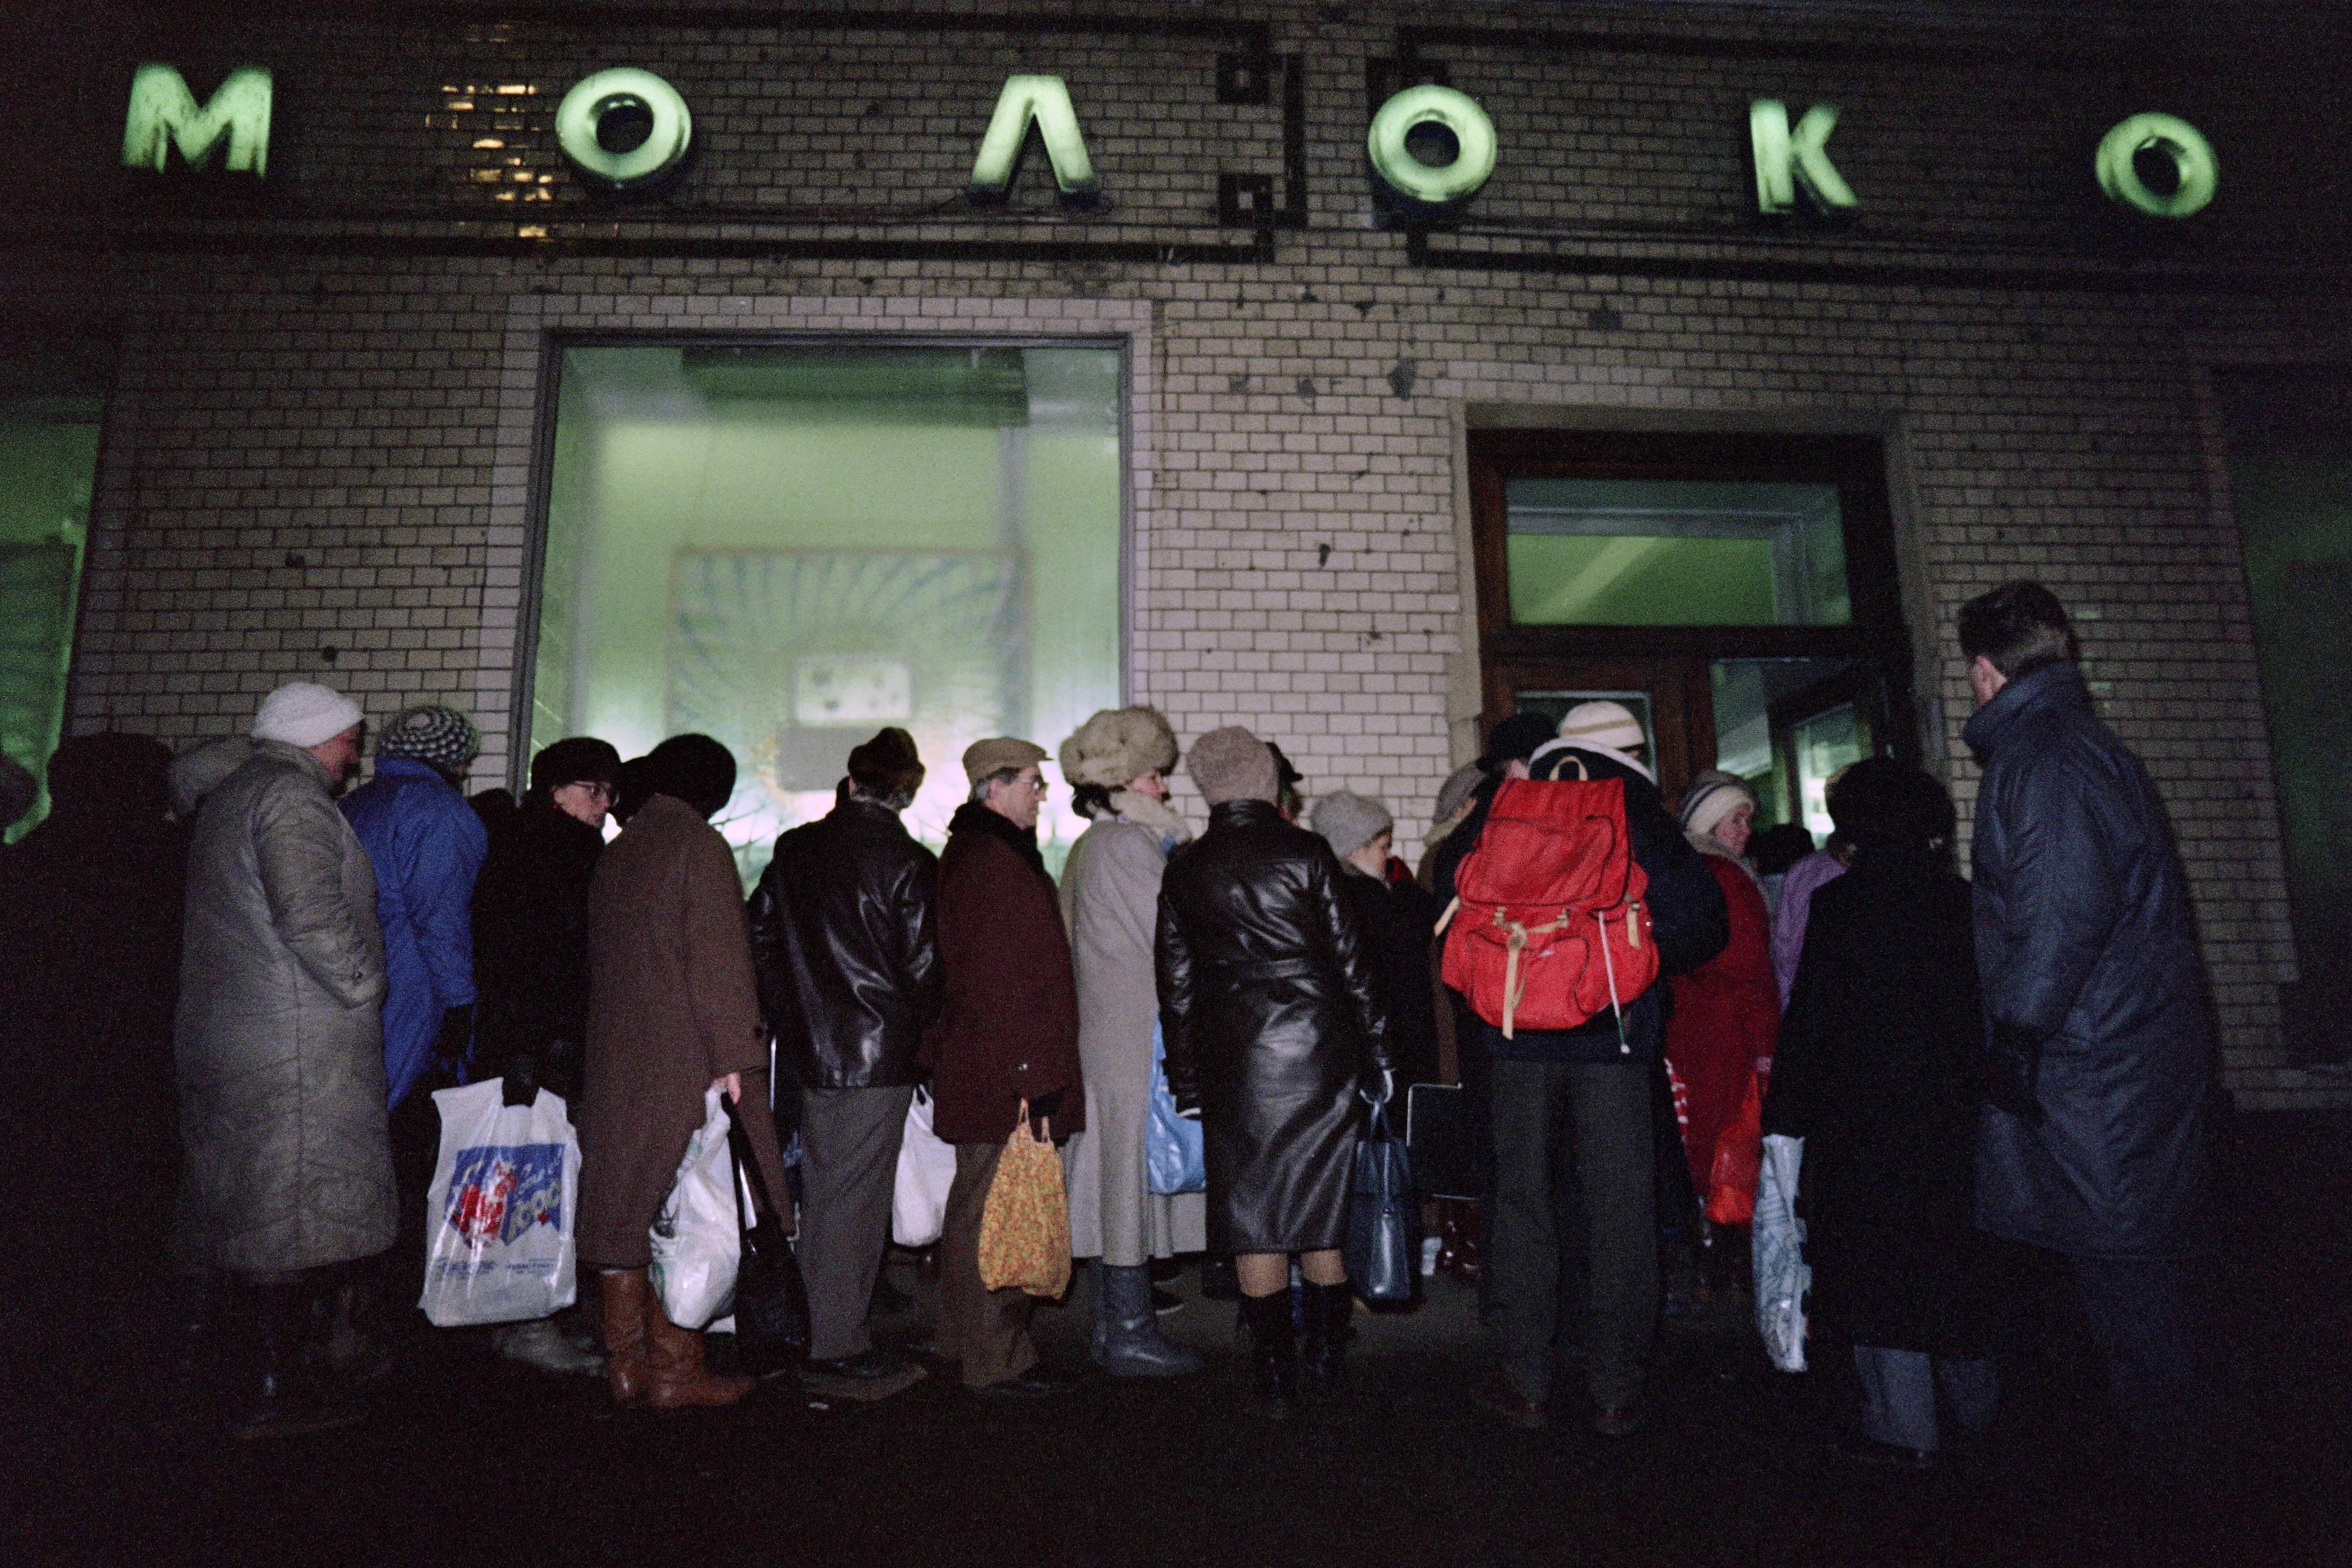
[
  {"x1": 1663, "y1": 851, "x2": 1778, "y2": 1202},
  {"x1": 925, "y1": 804, "x2": 1083, "y2": 1145}
]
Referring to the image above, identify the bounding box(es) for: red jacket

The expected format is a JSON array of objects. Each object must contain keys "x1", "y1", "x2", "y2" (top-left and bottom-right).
[{"x1": 924, "y1": 804, "x2": 1084, "y2": 1145}]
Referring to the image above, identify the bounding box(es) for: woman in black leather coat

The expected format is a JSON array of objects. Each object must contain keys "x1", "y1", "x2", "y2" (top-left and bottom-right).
[{"x1": 1157, "y1": 727, "x2": 1391, "y2": 1413}]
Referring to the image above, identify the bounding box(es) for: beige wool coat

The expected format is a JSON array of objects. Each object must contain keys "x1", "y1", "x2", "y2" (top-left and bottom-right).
[
  {"x1": 1058, "y1": 794, "x2": 1207, "y2": 1266},
  {"x1": 575, "y1": 794, "x2": 783, "y2": 1269}
]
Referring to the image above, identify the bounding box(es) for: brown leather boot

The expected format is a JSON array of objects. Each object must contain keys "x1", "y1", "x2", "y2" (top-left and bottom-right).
[
  {"x1": 600, "y1": 1268, "x2": 652, "y2": 1404},
  {"x1": 644, "y1": 1301, "x2": 754, "y2": 1408}
]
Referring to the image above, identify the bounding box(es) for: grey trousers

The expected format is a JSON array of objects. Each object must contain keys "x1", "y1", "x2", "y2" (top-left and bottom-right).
[
  {"x1": 1853, "y1": 1345, "x2": 1999, "y2": 1453},
  {"x1": 798, "y1": 1084, "x2": 914, "y2": 1363},
  {"x1": 1487, "y1": 1056, "x2": 1657, "y2": 1409}
]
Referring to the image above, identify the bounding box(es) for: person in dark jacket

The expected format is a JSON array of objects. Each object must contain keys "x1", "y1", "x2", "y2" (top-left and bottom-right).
[
  {"x1": 1960, "y1": 580, "x2": 2219, "y2": 1484},
  {"x1": 1436, "y1": 701, "x2": 1729, "y2": 1437},
  {"x1": 747, "y1": 725, "x2": 939, "y2": 1401},
  {"x1": 1158, "y1": 727, "x2": 1392, "y2": 1416},
  {"x1": 467, "y1": 735, "x2": 622, "y2": 1377},
  {"x1": 926, "y1": 738, "x2": 1086, "y2": 1397},
  {"x1": 1763, "y1": 758, "x2": 2000, "y2": 1468},
  {"x1": 1311, "y1": 790, "x2": 1442, "y2": 1091}
]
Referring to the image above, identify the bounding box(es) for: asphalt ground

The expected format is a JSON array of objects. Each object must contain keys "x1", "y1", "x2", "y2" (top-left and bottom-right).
[{"x1": 5, "y1": 1110, "x2": 2347, "y2": 1568}]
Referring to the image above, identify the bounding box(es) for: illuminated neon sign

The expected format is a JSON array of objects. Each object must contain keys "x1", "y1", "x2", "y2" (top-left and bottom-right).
[
  {"x1": 1366, "y1": 85, "x2": 1498, "y2": 208},
  {"x1": 122, "y1": 64, "x2": 272, "y2": 176},
  {"x1": 2095, "y1": 112, "x2": 2218, "y2": 219},
  {"x1": 966, "y1": 75, "x2": 1098, "y2": 206},
  {"x1": 1749, "y1": 99, "x2": 1857, "y2": 216},
  {"x1": 554, "y1": 67, "x2": 694, "y2": 190}
]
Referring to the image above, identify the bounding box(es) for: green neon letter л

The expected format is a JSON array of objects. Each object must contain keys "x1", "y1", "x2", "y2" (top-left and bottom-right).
[
  {"x1": 2096, "y1": 113, "x2": 2217, "y2": 218},
  {"x1": 123, "y1": 64, "x2": 273, "y2": 175},
  {"x1": 1751, "y1": 99, "x2": 1857, "y2": 215},
  {"x1": 1367, "y1": 85, "x2": 1497, "y2": 205},
  {"x1": 968, "y1": 75, "x2": 1099, "y2": 204},
  {"x1": 555, "y1": 67, "x2": 694, "y2": 189}
]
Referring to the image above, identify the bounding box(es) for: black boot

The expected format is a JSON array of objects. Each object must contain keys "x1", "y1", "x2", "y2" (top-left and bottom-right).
[
  {"x1": 1240, "y1": 1291, "x2": 1299, "y2": 1418},
  {"x1": 234, "y1": 1277, "x2": 363, "y2": 1442},
  {"x1": 1299, "y1": 1279, "x2": 1355, "y2": 1394}
]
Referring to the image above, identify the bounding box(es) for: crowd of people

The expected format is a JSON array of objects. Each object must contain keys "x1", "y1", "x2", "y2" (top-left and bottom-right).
[{"x1": 0, "y1": 579, "x2": 2218, "y2": 1489}]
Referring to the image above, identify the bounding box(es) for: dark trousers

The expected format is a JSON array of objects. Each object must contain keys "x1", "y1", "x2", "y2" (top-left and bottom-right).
[
  {"x1": 798, "y1": 1084, "x2": 913, "y2": 1363},
  {"x1": 936, "y1": 1139, "x2": 1045, "y2": 1389},
  {"x1": 2068, "y1": 1253, "x2": 2218, "y2": 1483},
  {"x1": 1487, "y1": 1056, "x2": 1657, "y2": 1409}
]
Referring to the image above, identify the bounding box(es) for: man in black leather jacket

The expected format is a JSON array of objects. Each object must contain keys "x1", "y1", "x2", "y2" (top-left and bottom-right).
[
  {"x1": 748, "y1": 726, "x2": 940, "y2": 1398},
  {"x1": 1960, "y1": 581, "x2": 2218, "y2": 1483}
]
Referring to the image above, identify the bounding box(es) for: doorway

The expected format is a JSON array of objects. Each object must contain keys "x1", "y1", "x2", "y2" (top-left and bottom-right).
[{"x1": 1470, "y1": 430, "x2": 1912, "y2": 836}]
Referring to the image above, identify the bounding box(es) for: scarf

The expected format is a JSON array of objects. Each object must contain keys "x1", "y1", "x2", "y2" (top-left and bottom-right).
[
  {"x1": 947, "y1": 799, "x2": 1052, "y2": 887},
  {"x1": 1105, "y1": 787, "x2": 1192, "y2": 853}
]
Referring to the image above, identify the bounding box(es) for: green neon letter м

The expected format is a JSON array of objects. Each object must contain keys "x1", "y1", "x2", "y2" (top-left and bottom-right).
[
  {"x1": 1750, "y1": 99, "x2": 1857, "y2": 215},
  {"x1": 555, "y1": 67, "x2": 694, "y2": 190},
  {"x1": 968, "y1": 75, "x2": 1099, "y2": 206},
  {"x1": 2095, "y1": 113, "x2": 2217, "y2": 219},
  {"x1": 123, "y1": 64, "x2": 272, "y2": 176},
  {"x1": 1367, "y1": 85, "x2": 1498, "y2": 206}
]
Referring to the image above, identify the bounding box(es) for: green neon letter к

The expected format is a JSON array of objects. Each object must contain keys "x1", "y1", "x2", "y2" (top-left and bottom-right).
[
  {"x1": 123, "y1": 64, "x2": 272, "y2": 175},
  {"x1": 968, "y1": 75, "x2": 1099, "y2": 206},
  {"x1": 555, "y1": 68, "x2": 694, "y2": 190},
  {"x1": 1750, "y1": 99, "x2": 1857, "y2": 215},
  {"x1": 1367, "y1": 85, "x2": 1497, "y2": 205},
  {"x1": 2095, "y1": 113, "x2": 2217, "y2": 218}
]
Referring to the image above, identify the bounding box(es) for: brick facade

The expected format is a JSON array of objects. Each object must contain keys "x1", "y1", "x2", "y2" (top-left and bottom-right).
[{"x1": 7, "y1": 4, "x2": 2346, "y2": 1106}]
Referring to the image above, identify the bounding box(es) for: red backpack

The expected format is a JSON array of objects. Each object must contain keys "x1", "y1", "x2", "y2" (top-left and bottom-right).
[{"x1": 1437, "y1": 768, "x2": 1658, "y2": 1044}]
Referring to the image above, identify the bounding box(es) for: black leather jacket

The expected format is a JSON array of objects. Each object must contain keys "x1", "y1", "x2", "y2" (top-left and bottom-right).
[{"x1": 748, "y1": 796, "x2": 942, "y2": 1090}]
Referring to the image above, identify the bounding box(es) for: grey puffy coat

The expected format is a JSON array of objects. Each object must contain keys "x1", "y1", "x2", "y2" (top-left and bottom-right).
[{"x1": 174, "y1": 741, "x2": 395, "y2": 1273}]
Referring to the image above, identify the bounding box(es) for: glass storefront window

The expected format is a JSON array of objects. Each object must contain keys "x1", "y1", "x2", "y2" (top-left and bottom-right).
[
  {"x1": 531, "y1": 343, "x2": 1123, "y2": 882},
  {"x1": 1710, "y1": 656, "x2": 1876, "y2": 836},
  {"x1": 1504, "y1": 477, "x2": 1850, "y2": 626},
  {"x1": 0, "y1": 396, "x2": 98, "y2": 843}
]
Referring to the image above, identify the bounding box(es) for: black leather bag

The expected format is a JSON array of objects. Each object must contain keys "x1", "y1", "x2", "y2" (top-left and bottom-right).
[
  {"x1": 1345, "y1": 1100, "x2": 1421, "y2": 1308},
  {"x1": 722, "y1": 1096, "x2": 810, "y2": 1376}
]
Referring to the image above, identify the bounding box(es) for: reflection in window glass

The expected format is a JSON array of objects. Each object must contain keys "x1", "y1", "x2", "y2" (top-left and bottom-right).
[
  {"x1": 0, "y1": 397, "x2": 98, "y2": 843},
  {"x1": 1505, "y1": 478, "x2": 1849, "y2": 626},
  {"x1": 1791, "y1": 703, "x2": 1869, "y2": 842},
  {"x1": 531, "y1": 344, "x2": 1123, "y2": 882}
]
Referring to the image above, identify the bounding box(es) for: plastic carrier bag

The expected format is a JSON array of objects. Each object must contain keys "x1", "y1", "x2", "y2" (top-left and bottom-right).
[
  {"x1": 420, "y1": 1079, "x2": 580, "y2": 1328},
  {"x1": 977, "y1": 1102, "x2": 1072, "y2": 1299},
  {"x1": 649, "y1": 1086, "x2": 744, "y2": 1331},
  {"x1": 1751, "y1": 1132, "x2": 1810, "y2": 1373},
  {"x1": 892, "y1": 1083, "x2": 957, "y2": 1248},
  {"x1": 1144, "y1": 1020, "x2": 1206, "y2": 1196}
]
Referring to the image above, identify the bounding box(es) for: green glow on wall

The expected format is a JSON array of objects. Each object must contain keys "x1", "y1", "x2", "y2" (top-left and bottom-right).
[
  {"x1": 555, "y1": 67, "x2": 694, "y2": 190},
  {"x1": 2096, "y1": 113, "x2": 2217, "y2": 219},
  {"x1": 967, "y1": 75, "x2": 1098, "y2": 206},
  {"x1": 1366, "y1": 85, "x2": 1497, "y2": 206},
  {"x1": 1749, "y1": 99, "x2": 1856, "y2": 215},
  {"x1": 122, "y1": 64, "x2": 271, "y2": 176}
]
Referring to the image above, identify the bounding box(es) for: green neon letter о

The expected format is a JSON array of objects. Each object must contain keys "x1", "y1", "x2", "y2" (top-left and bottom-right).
[
  {"x1": 1367, "y1": 85, "x2": 1497, "y2": 206},
  {"x1": 123, "y1": 64, "x2": 272, "y2": 176},
  {"x1": 555, "y1": 68, "x2": 694, "y2": 190},
  {"x1": 1750, "y1": 99, "x2": 1856, "y2": 215},
  {"x1": 2096, "y1": 113, "x2": 2216, "y2": 219},
  {"x1": 968, "y1": 75, "x2": 1098, "y2": 206}
]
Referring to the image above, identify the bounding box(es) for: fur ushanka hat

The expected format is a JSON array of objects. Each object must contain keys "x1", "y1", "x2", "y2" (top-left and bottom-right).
[{"x1": 1058, "y1": 706, "x2": 1181, "y2": 791}]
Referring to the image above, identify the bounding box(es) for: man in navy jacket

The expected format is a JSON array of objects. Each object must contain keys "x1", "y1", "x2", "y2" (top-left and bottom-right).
[{"x1": 1961, "y1": 581, "x2": 2218, "y2": 1484}]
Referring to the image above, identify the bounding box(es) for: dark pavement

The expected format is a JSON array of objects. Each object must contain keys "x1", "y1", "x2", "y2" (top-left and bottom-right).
[{"x1": 6, "y1": 1111, "x2": 2348, "y2": 1568}]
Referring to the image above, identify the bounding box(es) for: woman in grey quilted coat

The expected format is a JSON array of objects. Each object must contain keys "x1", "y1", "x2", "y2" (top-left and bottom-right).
[
  {"x1": 1057, "y1": 707, "x2": 1204, "y2": 1377},
  {"x1": 175, "y1": 682, "x2": 392, "y2": 1438}
]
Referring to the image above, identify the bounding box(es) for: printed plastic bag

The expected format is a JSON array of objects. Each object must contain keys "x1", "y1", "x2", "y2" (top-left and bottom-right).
[
  {"x1": 1705, "y1": 1071, "x2": 1763, "y2": 1226},
  {"x1": 420, "y1": 1079, "x2": 579, "y2": 1328},
  {"x1": 1144, "y1": 1020, "x2": 1206, "y2": 1196},
  {"x1": 1751, "y1": 1132, "x2": 1809, "y2": 1373},
  {"x1": 977, "y1": 1102, "x2": 1071, "y2": 1299},
  {"x1": 648, "y1": 1086, "x2": 743, "y2": 1331},
  {"x1": 892, "y1": 1084, "x2": 957, "y2": 1247}
]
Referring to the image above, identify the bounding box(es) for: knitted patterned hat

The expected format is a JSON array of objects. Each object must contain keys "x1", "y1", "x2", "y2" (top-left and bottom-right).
[
  {"x1": 1310, "y1": 790, "x2": 1393, "y2": 860},
  {"x1": 377, "y1": 705, "x2": 481, "y2": 771}
]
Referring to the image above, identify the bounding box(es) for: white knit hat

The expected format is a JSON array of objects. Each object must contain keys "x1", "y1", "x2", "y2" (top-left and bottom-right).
[
  {"x1": 252, "y1": 681, "x2": 364, "y2": 748},
  {"x1": 1556, "y1": 700, "x2": 1646, "y2": 752},
  {"x1": 1680, "y1": 769, "x2": 1757, "y2": 840}
]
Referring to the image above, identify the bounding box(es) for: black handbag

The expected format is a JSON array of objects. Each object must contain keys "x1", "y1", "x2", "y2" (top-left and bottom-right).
[
  {"x1": 722, "y1": 1095, "x2": 810, "y2": 1376},
  {"x1": 1345, "y1": 1099, "x2": 1421, "y2": 1309}
]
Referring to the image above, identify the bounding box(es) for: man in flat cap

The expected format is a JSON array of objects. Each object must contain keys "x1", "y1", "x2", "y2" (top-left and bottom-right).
[
  {"x1": 750, "y1": 726, "x2": 939, "y2": 1400},
  {"x1": 924, "y1": 738, "x2": 1084, "y2": 1396}
]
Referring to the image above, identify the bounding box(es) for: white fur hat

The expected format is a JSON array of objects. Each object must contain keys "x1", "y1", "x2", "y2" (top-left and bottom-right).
[{"x1": 1058, "y1": 706, "x2": 1180, "y2": 790}]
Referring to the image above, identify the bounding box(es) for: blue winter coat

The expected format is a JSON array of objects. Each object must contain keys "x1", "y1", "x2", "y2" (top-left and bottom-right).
[
  {"x1": 1965, "y1": 663, "x2": 2214, "y2": 1260},
  {"x1": 342, "y1": 758, "x2": 488, "y2": 1109}
]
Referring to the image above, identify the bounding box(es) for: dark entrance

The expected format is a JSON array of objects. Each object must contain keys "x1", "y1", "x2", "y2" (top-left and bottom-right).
[{"x1": 1469, "y1": 430, "x2": 1913, "y2": 830}]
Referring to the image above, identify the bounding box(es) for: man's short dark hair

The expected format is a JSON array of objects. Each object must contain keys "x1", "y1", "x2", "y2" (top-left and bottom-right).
[{"x1": 1958, "y1": 580, "x2": 2078, "y2": 681}]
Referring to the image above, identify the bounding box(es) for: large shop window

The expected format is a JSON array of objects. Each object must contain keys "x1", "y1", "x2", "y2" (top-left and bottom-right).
[
  {"x1": 1472, "y1": 431, "x2": 1909, "y2": 834},
  {"x1": 529, "y1": 343, "x2": 1124, "y2": 882},
  {"x1": 0, "y1": 378, "x2": 101, "y2": 844}
]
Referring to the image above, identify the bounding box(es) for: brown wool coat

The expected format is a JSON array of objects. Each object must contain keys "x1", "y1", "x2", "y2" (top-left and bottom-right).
[
  {"x1": 926, "y1": 815, "x2": 1084, "y2": 1146},
  {"x1": 576, "y1": 794, "x2": 781, "y2": 1269}
]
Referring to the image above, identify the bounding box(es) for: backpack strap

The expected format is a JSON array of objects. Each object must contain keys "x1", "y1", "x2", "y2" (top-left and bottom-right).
[{"x1": 1433, "y1": 895, "x2": 1460, "y2": 936}]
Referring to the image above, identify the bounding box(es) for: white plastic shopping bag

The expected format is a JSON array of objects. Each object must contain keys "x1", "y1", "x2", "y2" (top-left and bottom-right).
[
  {"x1": 649, "y1": 1085, "x2": 742, "y2": 1331},
  {"x1": 1751, "y1": 1132, "x2": 1810, "y2": 1373},
  {"x1": 420, "y1": 1079, "x2": 580, "y2": 1328},
  {"x1": 891, "y1": 1083, "x2": 956, "y2": 1248}
]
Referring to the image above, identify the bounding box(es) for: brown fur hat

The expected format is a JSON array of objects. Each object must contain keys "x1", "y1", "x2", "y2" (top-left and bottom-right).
[{"x1": 1057, "y1": 706, "x2": 1181, "y2": 791}]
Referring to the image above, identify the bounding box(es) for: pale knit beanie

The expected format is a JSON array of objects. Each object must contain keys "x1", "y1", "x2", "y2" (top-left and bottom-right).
[
  {"x1": 377, "y1": 705, "x2": 482, "y2": 771},
  {"x1": 1556, "y1": 700, "x2": 1646, "y2": 753},
  {"x1": 1186, "y1": 725, "x2": 1278, "y2": 808},
  {"x1": 1310, "y1": 790, "x2": 1393, "y2": 861},
  {"x1": 1679, "y1": 769, "x2": 1757, "y2": 841},
  {"x1": 252, "y1": 681, "x2": 365, "y2": 748}
]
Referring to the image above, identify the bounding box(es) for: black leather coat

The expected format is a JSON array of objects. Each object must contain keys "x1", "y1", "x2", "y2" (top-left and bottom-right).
[
  {"x1": 1965, "y1": 663, "x2": 2213, "y2": 1259},
  {"x1": 1157, "y1": 799, "x2": 1392, "y2": 1254},
  {"x1": 748, "y1": 797, "x2": 942, "y2": 1091}
]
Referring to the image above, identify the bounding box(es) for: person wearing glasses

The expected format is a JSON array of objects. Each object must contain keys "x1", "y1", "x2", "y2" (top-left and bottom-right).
[{"x1": 467, "y1": 735, "x2": 625, "y2": 1376}]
